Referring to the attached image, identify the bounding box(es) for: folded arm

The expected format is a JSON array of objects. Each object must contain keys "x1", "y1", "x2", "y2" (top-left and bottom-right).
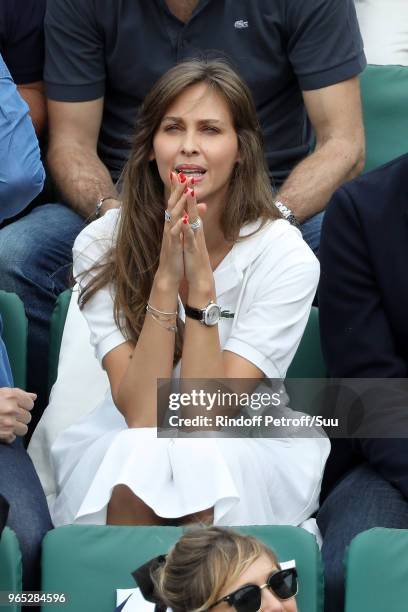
[
  {"x1": 277, "y1": 77, "x2": 365, "y2": 222},
  {"x1": 47, "y1": 98, "x2": 120, "y2": 218}
]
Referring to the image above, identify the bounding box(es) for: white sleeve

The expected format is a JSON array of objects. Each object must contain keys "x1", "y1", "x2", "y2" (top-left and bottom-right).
[
  {"x1": 224, "y1": 228, "x2": 320, "y2": 379},
  {"x1": 72, "y1": 210, "x2": 127, "y2": 365}
]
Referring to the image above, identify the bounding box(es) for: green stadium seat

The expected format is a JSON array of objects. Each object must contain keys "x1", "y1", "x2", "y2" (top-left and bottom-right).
[
  {"x1": 345, "y1": 527, "x2": 408, "y2": 612},
  {"x1": 287, "y1": 307, "x2": 325, "y2": 379},
  {"x1": 286, "y1": 306, "x2": 326, "y2": 416},
  {"x1": 48, "y1": 289, "x2": 72, "y2": 394},
  {"x1": 41, "y1": 524, "x2": 323, "y2": 612},
  {"x1": 360, "y1": 64, "x2": 408, "y2": 174},
  {"x1": 0, "y1": 527, "x2": 22, "y2": 612},
  {"x1": 0, "y1": 291, "x2": 27, "y2": 390}
]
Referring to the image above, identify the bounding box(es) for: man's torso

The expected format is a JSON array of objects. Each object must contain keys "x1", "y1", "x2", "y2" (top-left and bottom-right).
[{"x1": 45, "y1": 0, "x2": 365, "y2": 186}]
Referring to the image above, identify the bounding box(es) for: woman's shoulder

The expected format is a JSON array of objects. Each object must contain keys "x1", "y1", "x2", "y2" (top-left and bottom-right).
[
  {"x1": 73, "y1": 208, "x2": 121, "y2": 260},
  {"x1": 235, "y1": 218, "x2": 319, "y2": 273}
]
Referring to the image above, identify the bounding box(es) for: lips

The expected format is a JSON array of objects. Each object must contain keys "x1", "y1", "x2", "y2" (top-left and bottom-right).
[
  {"x1": 174, "y1": 165, "x2": 207, "y2": 185},
  {"x1": 175, "y1": 164, "x2": 207, "y2": 175}
]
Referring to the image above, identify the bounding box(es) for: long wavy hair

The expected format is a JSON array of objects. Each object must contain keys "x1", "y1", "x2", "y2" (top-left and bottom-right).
[
  {"x1": 78, "y1": 59, "x2": 280, "y2": 363},
  {"x1": 152, "y1": 526, "x2": 279, "y2": 612}
]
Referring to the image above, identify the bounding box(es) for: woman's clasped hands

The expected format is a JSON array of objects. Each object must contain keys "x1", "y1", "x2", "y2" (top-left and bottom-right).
[{"x1": 158, "y1": 170, "x2": 213, "y2": 292}]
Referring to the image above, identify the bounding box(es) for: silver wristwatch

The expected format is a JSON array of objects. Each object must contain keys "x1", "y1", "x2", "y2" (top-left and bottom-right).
[
  {"x1": 274, "y1": 200, "x2": 300, "y2": 228},
  {"x1": 185, "y1": 301, "x2": 222, "y2": 326}
]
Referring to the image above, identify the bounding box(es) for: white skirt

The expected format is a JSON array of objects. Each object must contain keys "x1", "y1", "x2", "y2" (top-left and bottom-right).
[{"x1": 51, "y1": 392, "x2": 330, "y2": 528}]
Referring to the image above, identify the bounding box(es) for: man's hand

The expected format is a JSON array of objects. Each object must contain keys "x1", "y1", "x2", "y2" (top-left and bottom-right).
[{"x1": 0, "y1": 388, "x2": 36, "y2": 444}]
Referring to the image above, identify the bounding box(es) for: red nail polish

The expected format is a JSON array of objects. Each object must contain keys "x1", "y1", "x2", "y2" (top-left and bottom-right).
[
  {"x1": 184, "y1": 186, "x2": 189, "y2": 194},
  {"x1": 191, "y1": 190, "x2": 195, "y2": 198},
  {"x1": 191, "y1": 177, "x2": 195, "y2": 185},
  {"x1": 183, "y1": 218, "x2": 188, "y2": 224},
  {"x1": 180, "y1": 173, "x2": 186, "y2": 183}
]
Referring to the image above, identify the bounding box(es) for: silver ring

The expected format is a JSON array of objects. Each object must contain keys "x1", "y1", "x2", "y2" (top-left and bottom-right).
[
  {"x1": 189, "y1": 217, "x2": 202, "y2": 232},
  {"x1": 164, "y1": 210, "x2": 172, "y2": 222}
]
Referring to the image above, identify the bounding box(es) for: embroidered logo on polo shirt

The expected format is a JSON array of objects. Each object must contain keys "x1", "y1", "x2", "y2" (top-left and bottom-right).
[{"x1": 234, "y1": 20, "x2": 248, "y2": 29}]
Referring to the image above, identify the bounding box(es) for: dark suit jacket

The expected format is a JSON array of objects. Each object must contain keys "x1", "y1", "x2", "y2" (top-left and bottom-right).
[{"x1": 319, "y1": 153, "x2": 408, "y2": 500}]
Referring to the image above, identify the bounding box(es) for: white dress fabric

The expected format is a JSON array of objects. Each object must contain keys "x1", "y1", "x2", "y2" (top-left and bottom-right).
[
  {"x1": 51, "y1": 209, "x2": 330, "y2": 527},
  {"x1": 116, "y1": 588, "x2": 168, "y2": 612}
]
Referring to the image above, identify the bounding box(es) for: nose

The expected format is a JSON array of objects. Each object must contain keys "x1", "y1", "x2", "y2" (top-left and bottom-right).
[
  {"x1": 260, "y1": 587, "x2": 286, "y2": 612},
  {"x1": 180, "y1": 129, "x2": 199, "y2": 156}
]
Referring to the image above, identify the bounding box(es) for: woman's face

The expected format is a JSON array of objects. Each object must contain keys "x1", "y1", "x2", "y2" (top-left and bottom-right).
[
  {"x1": 152, "y1": 82, "x2": 239, "y2": 213},
  {"x1": 214, "y1": 553, "x2": 298, "y2": 612}
]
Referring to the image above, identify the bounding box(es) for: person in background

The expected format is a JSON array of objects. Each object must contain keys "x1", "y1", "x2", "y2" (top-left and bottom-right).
[
  {"x1": 318, "y1": 153, "x2": 408, "y2": 612},
  {"x1": 0, "y1": 0, "x2": 47, "y2": 137},
  {"x1": 355, "y1": 0, "x2": 408, "y2": 65},
  {"x1": 0, "y1": 52, "x2": 52, "y2": 592},
  {"x1": 116, "y1": 527, "x2": 298, "y2": 611},
  {"x1": 0, "y1": 53, "x2": 45, "y2": 223},
  {"x1": 0, "y1": 0, "x2": 366, "y2": 419}
]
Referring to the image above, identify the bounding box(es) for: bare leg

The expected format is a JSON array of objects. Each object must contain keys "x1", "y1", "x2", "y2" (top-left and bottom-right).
[
  {"x1": 107, "y1": 485, "x2": 214, "y2": 526},
  {"x1": 107, "y1": 485, "x2": 172, "y2": 526}
]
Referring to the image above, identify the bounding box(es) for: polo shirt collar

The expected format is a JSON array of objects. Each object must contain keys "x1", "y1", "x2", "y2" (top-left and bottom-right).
[{"x1": 157, "y1": 0, "x2": 212, "y2": 20}]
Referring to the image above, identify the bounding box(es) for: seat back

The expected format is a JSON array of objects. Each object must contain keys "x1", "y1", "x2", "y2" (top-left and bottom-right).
[
  {"x1": 0, "y1": 291, "x2": 27, "y2": 390},
  {"x1": 287, "y1": 307, "x2": 325, "y2": 378},
  {"x1": 345, "y1": 527, "x2": 408, "y2": 612},
  {"x1": 360, "y1": 64, "x2": 408, "y2": 174},
  {"x1": 0, "y1": 527, "x2": 22, "y2": 612},
  {"x1": 48, "y1": 289, "x2": 72, "y2": 394},
  {"x1": 41, "y1": 524, "x2": 323, "y2": 612},
  {"x1": 286, "y1": 307, "x2": 326, "y2": 416}
]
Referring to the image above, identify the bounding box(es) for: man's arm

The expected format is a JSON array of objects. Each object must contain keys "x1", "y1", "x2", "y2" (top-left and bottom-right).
[
  {"x1": 0, "y1": 55, "x2": 45, "y2": 223},
  {"x1": 277, "y1": 77, "x2": 365, "y2": 223},
  {"x1": 47, "y1": 98, "x2": 120, "y2": 219},
  {"x1": 17, "y1": 81, "x2": 46, "y2": 137},
  {"x1": 320, "y1": 185, "x2": 408, "y2": 498}
]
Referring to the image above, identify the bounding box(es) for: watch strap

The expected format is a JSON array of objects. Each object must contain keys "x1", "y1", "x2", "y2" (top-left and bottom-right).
[
  {"x1": 274, "y1": 200, "x2": 300, "y2": 228},
  {"x1": 184, "y1": 304, "x2": 204, "y2": 321}
]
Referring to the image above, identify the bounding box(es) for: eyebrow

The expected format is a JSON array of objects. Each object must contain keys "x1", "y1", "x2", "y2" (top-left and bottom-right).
[{"x1": 161, "y1": 116, "x2": 224, "y2": 125}]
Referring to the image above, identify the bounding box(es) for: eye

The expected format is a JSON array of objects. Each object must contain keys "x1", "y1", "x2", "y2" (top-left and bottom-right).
[
  {"x1": 164, "y1": 124, "x2": 182, "y2": 132},
  {"x1": 202, "y1": 126, "x2": 220, "y2": 133}
]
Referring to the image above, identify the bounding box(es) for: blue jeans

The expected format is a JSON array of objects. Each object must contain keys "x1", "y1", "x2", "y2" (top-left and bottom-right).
[
  {"x1": 317, "y1": 462, "x2": 408, "y2": 612},
  {"x1": 0, "y1": 437, "x2": 53, "y2": 590},
  {"x1": 300, "y1": 211, "x2": 324, "y2": 256},
  {"x1": 0, "y1": 204, "x2": 85, "y2": 418}
]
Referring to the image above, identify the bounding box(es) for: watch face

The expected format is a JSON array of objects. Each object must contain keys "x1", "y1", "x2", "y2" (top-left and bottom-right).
[{"x1": 204, "y1": 303, "x2": 221, "y2": 326}]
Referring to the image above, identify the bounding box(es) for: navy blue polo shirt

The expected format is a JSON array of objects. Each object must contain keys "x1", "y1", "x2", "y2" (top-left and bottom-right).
[
  {"x1": 44, "y1": 0, "x2": 365, "y2": 186},
  {"x1": 0, "y1": 0, "x2": 46, "y2": 84}
]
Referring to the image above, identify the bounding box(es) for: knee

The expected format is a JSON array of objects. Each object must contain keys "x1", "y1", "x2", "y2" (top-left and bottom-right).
[
  {"x1": 109, "y1": 484, "x2": 133, "y2": 507},
  {"x1": 0, "y1": 225, "x2": 28, "y2": 279}
]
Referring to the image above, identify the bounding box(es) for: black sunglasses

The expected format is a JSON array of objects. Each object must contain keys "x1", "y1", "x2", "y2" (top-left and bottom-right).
[{"x1": 208, "y1": 567, "x2": 298, "y2": 612}]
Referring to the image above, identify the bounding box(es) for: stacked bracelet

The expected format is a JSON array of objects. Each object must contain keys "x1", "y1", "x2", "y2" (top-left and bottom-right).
[
  {"x1": 146, "y1": 303, "x2": 178, "y2": 333},
  {"x1": 147, "y1": 311, "x2": 177, "y2": 332},
  {"x1": 146, "y1": 303, "x2": 177, "y2": 318}
]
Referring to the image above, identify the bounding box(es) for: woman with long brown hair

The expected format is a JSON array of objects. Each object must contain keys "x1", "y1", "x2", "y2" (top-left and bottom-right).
[{"x1": 50, "y1": 59, "x2": 329, "y2": 528}]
